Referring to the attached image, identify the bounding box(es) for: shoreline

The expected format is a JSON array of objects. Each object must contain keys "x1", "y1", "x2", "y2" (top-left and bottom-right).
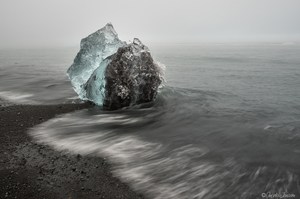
[{"x1": 0, "y1": 103, "x2": 144, "y2": 199}]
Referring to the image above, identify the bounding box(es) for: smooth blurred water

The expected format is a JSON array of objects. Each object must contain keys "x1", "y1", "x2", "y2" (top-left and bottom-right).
[
  {"x1": 1, "y1": 43, "x2": 300, "y2": 198},
  {"x1": 0, "y1": 47, "x2": 78, "y2": 104}
]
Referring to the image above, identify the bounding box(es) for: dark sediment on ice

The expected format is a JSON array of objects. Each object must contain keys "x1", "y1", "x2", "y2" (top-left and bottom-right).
[{"x1": 0, "y1": 102, "x2": 144, "y2": 199}]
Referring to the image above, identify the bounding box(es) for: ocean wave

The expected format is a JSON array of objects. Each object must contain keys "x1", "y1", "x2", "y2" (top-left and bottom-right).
[{"x1": 28, "y1": 96, "x2": 300, "y2": 198}]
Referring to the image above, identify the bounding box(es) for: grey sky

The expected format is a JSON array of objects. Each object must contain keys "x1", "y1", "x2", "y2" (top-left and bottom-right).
[{"x1": 1, "y1": 0, "x2": 300, "y2": 48}]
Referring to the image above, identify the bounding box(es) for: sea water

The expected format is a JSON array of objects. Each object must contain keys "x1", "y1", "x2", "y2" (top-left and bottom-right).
[{"x1": 1, "y1": 43, "x2": 300, "y2": 198}]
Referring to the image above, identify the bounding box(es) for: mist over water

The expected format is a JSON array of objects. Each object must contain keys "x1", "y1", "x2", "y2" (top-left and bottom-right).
[{"x1": 1, "y1": 43, "x2": 300, "y2": 198}]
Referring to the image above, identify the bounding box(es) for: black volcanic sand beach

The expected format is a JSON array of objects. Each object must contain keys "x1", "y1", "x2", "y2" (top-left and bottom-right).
[{"x1": 0, "y1": 102, "x2": 144, "y2": 199}]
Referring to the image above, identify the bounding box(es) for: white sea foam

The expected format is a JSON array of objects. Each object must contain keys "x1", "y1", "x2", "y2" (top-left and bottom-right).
[
  {"x1": 29, "y1": 110, "x2": 299, "y2": 199},
  {"x1": 0, "y1": 91, "x2": 36, "y2": 104},
  {"x1": 28, "y1": 111, "x2": 234, "y2": 199}
]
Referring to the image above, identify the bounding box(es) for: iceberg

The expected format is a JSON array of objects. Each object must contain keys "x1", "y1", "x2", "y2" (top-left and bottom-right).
[
  {"x1": 67, "y1": 23, "x2": 164, "y2": 110},
  {"x1": 67, "y1": 23, "x2": 125, "y2": 100}
]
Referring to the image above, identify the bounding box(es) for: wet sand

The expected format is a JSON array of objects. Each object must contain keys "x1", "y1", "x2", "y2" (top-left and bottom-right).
[{"x1": 0, "y1": 102, "x2": 144, "y2": 199}]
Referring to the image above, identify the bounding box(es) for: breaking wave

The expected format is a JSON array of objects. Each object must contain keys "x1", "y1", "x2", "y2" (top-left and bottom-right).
[{"x1": 29, "y1": 87, "x2": 300, "y2": 199}]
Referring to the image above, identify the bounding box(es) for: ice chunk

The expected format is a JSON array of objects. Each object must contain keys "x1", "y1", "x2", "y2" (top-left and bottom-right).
[
  {"x1": 67, "y1": 23, "x2": 125, "y2": 99},
  {"x1": 103, "y1": 38, "x2": 163, "y2": 109},
  {"x1": 68, "y1": 24, "x2": 165, "y2": 109},
  {"x1": 86, "y1": 38, "x2": 164, "y2": 109}
]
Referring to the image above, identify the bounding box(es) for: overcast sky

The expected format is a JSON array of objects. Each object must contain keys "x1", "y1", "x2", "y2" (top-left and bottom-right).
[{"x1": 1, "y1": 0, "x2": 300, "y2": 48}]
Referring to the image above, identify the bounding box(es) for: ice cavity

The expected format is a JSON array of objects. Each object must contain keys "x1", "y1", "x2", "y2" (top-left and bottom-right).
[
  {"x1": 67, "y1": 23, "x2": 164, "y2": 109},
  {"x1": 67, "y1": 23, "x2": 125, "y2": 101}
]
